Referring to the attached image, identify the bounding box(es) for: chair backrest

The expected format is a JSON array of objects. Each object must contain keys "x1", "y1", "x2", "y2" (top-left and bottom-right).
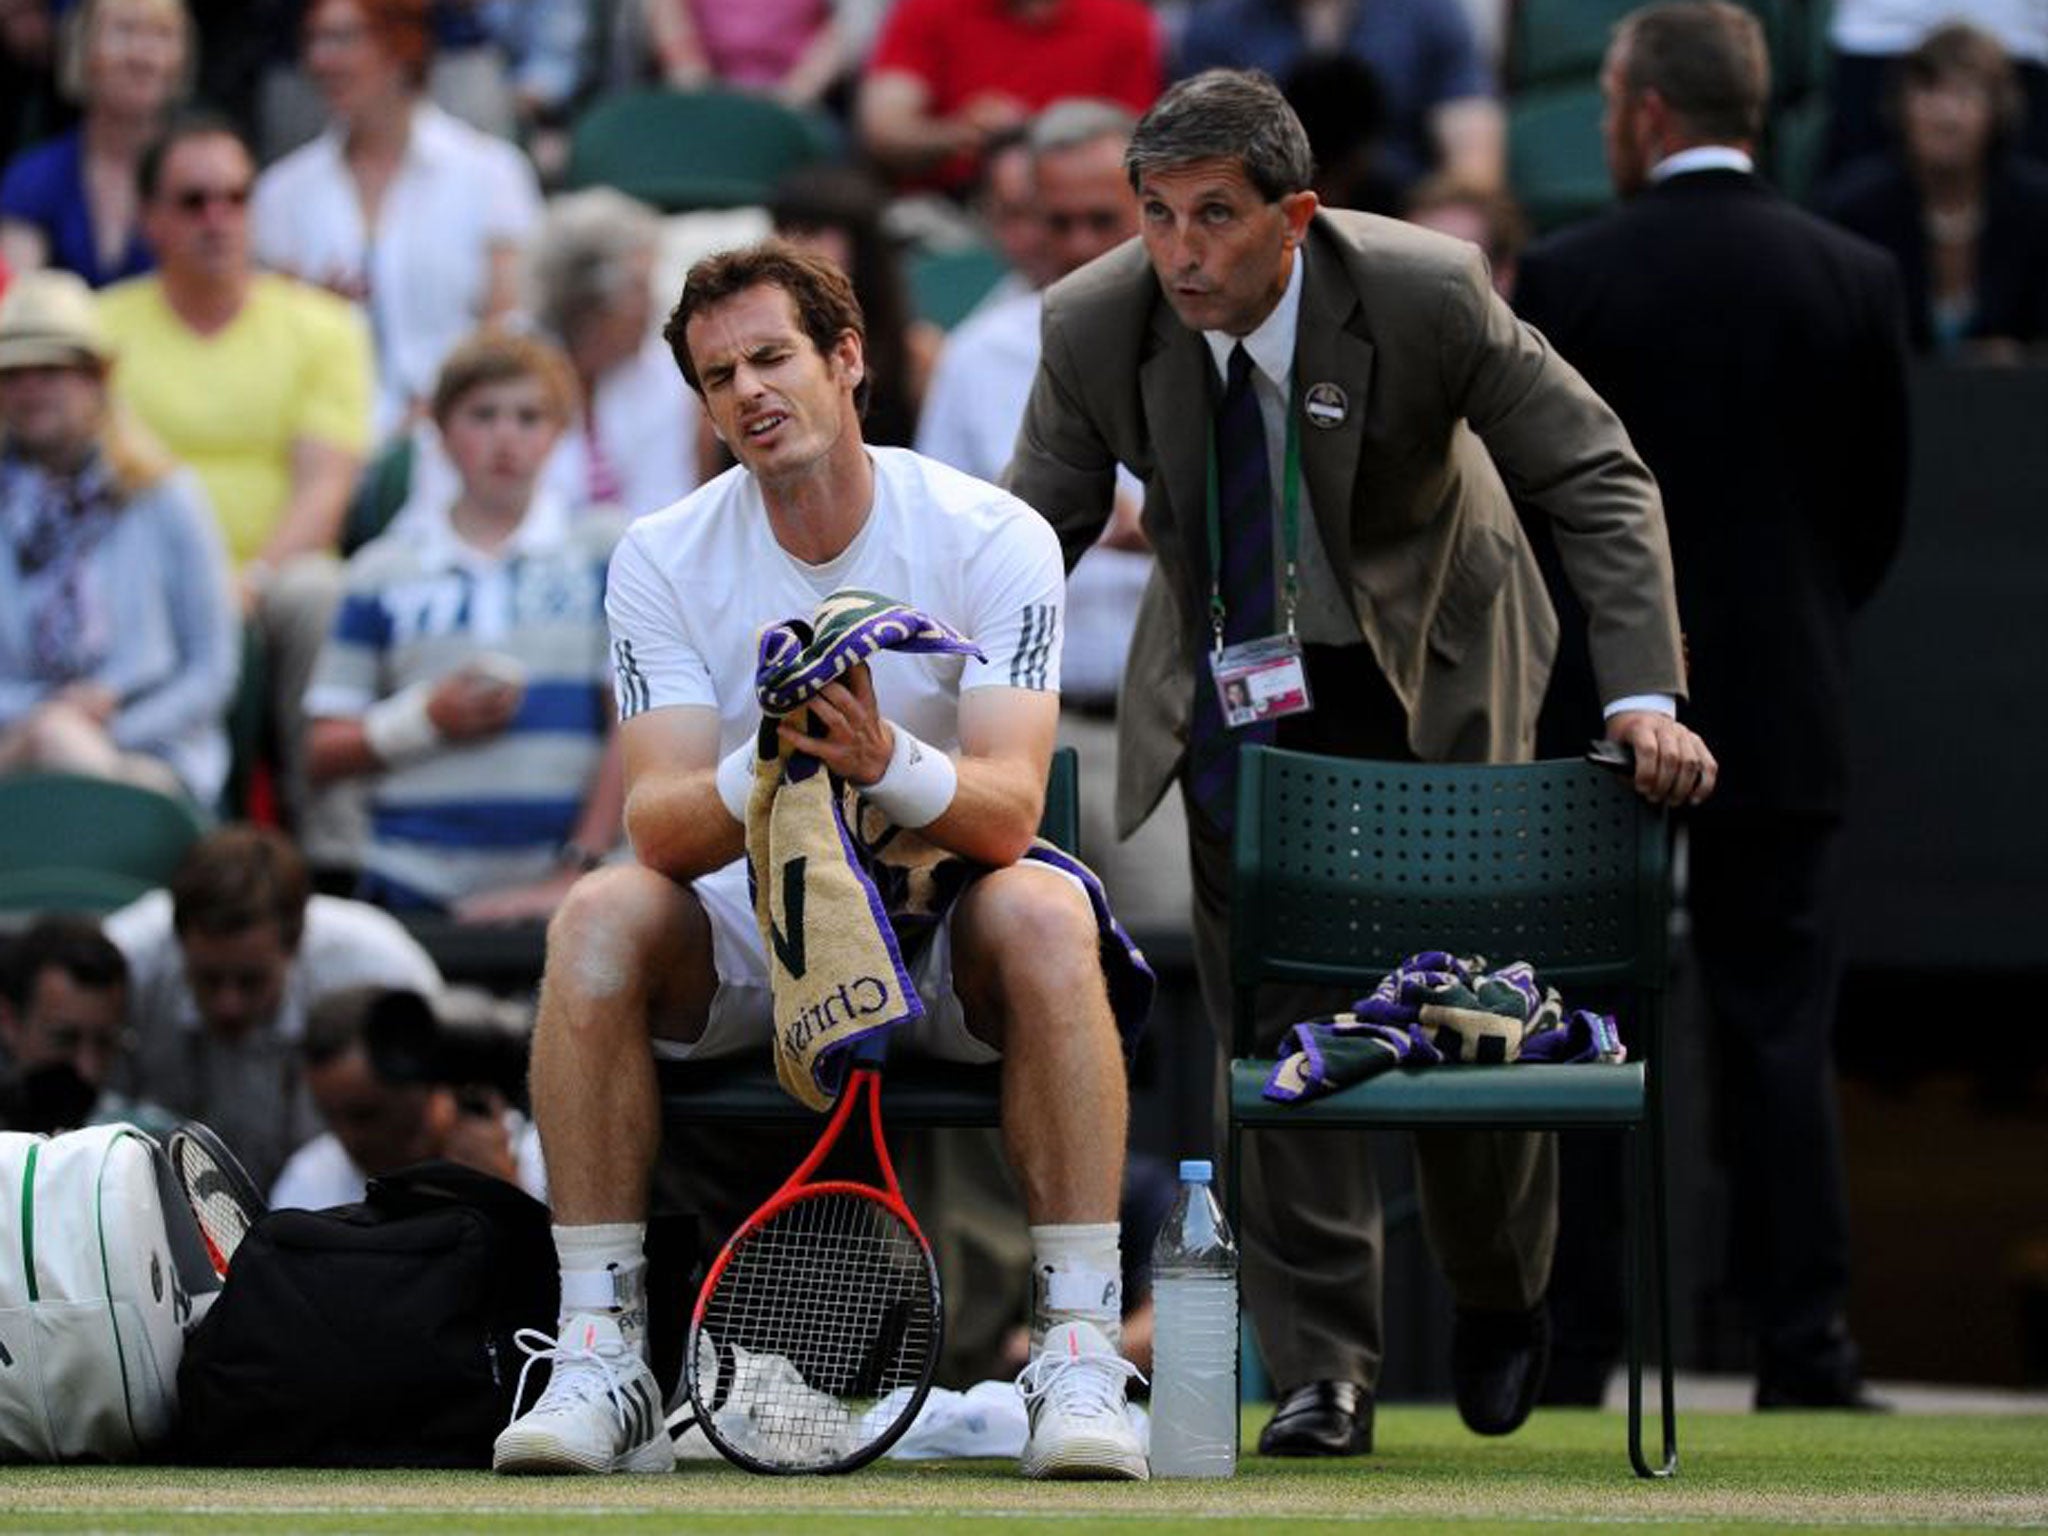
[
  {"x1": 909, "y1": 243, "x2": 1010, "y2": 330},
  {"x1": 1229, "y1": 747, "x2": 1668, "y2": 1051},
  {"x1": 0, "y1": 772, "x2": 210, "y2": 913},
  {"x1": 1507, "y1": 80, "x2": 1615, "y2": 234},
  {"x1": 1040, "y1": 744, "x2": 1079, "y2": 854},
  {"x1": 564, "y1": 87, "x2": 837, "y2": 212}
]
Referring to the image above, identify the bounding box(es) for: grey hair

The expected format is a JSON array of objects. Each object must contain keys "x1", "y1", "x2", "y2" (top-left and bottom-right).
[
  {"x1": 1124, "y1": 69, "x2": 1315, "y2": 201},
  {"x1": 1028, "y1": 98, "x2": 1138, "y2": 161},
  {"x1": 525, "y1": 187, "x2": 664, "y2": 341}
]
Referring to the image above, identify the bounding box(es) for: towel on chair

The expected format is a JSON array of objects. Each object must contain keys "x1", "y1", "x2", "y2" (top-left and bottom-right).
[
  {"x1": 743, "y1": 589, "x2": 1153, "y2": 1111},
  {"x1": 1263, "y1": 950, "x2": 1625, "y2": 1104}
]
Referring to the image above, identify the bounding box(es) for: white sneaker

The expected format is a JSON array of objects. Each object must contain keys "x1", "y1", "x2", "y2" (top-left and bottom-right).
[
  {"x1": 493, "y1": 1313, "x2": 674, "y2": 1474},
  {"x1": 1017, "y1": 1320, "x2": 1150, "y2": 1481}
]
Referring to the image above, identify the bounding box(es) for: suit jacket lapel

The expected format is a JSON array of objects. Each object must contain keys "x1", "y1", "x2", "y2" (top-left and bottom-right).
[
  {"x1": 1139, "y1": 299, "x2": 1213, "y2": 600},
  {"x1": 1294, "y1": 243, "x2": 1373, "y2": 585}
]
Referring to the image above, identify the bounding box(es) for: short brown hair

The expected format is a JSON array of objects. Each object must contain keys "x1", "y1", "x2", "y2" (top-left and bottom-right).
[
  {"x1": 169, "y1": 825, "x2": 312, "y2": 953},
  {"x1": 429, "y1": 329, "x2": 578, "y2": 429},
  {"x1": 308, "y1": 0, "x2": 432, "y2": 85},
  {"x1": 1402, "y1": 174, "x2": 1531, "y2": 271},
  {"x1": 1614, "y1": 1, "x2": 1771, "y2": 143},
  {"x1": 661, "y1": 240, "x2": 870, "y2": 416},
  {"x1": 1898, "y1": 22, "x2": 2026, "y2": 151}
]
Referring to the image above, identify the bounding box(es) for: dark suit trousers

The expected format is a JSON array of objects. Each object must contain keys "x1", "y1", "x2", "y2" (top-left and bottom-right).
[
  {"x1": 1688, "y1": 808, "x2": 1857, "y2": 1381},
  {"x1": 1184, "y1": 645, "x2": 1558, "y2": 1393}
]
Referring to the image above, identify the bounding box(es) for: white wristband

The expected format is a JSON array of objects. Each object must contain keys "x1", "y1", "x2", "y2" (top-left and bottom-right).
[
  {"x1": 860, "y1": 724, "x2": 957, "y2": 829},
  {"x1": 361, "y1": 682, "x2": 443, "y2": 768},
  {"x1": 715, "y1": 738, "x2": 756, "y2": 823}
]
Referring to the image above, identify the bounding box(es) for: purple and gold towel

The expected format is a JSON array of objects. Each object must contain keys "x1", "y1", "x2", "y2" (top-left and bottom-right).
[
  {"x1": 1263, "y1": 950, "x2": 1625, "y2": 1104},
  {"x1": 745, "y1": 590, "x2": 1152, "y2": 1110}
]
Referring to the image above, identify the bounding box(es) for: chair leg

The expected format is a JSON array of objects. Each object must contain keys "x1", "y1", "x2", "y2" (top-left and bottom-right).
[{"x1": 1626, "y1": 1119, "x2": 1679, "y2": 1478}]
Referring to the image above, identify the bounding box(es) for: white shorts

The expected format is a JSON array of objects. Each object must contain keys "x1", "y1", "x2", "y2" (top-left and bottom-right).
[{"x1": 652, "y1": 859, "x2": 1001, "y2": 1066}]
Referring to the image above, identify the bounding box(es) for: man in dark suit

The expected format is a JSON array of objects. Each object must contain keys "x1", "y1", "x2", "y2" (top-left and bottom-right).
[
  {"x1": 1514, "y1": 0, "x2": 1909, "y2": 1409},
  {"x1": 1005, "y1": 68, "x2": 1716, "y2": 1456}
]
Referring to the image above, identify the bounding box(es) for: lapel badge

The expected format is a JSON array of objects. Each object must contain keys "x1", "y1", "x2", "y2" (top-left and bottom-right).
[{"x1": 1303, "y1": 381, "x2": 1348, "y2": 429}]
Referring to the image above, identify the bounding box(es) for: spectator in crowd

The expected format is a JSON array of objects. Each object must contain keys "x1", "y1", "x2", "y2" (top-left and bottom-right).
[
  {"x1": 269, "y1": 983, "x2": 543, "y2": 1209},
  {"x1": 1005, "y1": 67, "x2": 1713, "y2": 1458},
  {"x1": 1404, "y1": 171, "x2": 1527, "y2": 297},
  {"x1": 640, "y1": 0, "x2": 846, "y2": 109},
  {"x1": 100, "y1": 111, "x2": 371, "y2": 864},
  {"x1": 103, "y1": 822, "x2": 444, "y2": 1189},
  {"x1": 0, "y1": 268, "x2": 236, "y2": 804},
  {"x1": 1176, "y1": 0, "x2": 1503, "y2": 197},
  {"x1": 1823, "y1": 0, "x2": 2048, "y2": 172},
  {"x1": 0, "y1": 914, "x2": 178, "y2": 1136},
  {"x1": 395, "y1": 187, "x2": 703, "y2": 530},
  {"x1": 769, "y1": 163, "x2": 938, "y2": 449},
  {"x1": 102, "y1": 113, "x2": 370, "y2": 597},
  {"x1": 250, "y1": 0, "x2": 542, "y2": 433},
  {"x1": 857, "y1": 0, "x2": 1163, "y2": 196},
  {"x1": 1282, "y1": 52, "x2": 1399, "y2": 212},
  {"x1": 305, "y1": 331, "x2": 625, "y2": 923},
  {"x1": 1816, "y1": 23, "x2": 2048, "y2": 359},
  {"x1": 974, "y1": 127, "x2": 1058, "y2": 294},
  {"x1": 1515, "y1": 0, "x2": 1907, "y2": 1411},
  {"x1": 492, "y1": 243, "x2": 1150, "y2": 1480},
  {"x1": 2, "y1": 0, "x2": 66, "y2": 171},
  {"x1": 0, "y1": 0, "x2": 192, "y2": 288},
  {"x1": 427, "y1": 0, "x2": 590, "y2": 144}
]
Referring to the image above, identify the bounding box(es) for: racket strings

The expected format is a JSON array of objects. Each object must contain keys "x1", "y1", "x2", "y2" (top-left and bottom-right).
[
  {"x1": 697, "y1": 1190, "x2": 938, "y2": 1469},
  {"x1": 170, "y1": 1142, "x2": 260, "y2": 1274}
]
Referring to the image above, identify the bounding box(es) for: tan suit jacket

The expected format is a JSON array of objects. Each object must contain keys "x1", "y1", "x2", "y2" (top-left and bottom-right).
[{"x1": 1006, "y1": 209, "x2": 1686, "y2": 834}]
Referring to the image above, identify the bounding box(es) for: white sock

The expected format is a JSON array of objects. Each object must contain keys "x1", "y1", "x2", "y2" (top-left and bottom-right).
[
  {"x1": 1030, "y1": 1221, "x2": 1123, "y2": 1353},
  {"x1": 553, "y1": 1221, "x2": 648, "y2": 1355}
]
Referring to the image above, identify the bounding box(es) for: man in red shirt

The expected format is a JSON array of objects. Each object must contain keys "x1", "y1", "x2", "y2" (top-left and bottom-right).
[{"x1": 857, "y1": 0, "x2": 1162, "y2": 195}]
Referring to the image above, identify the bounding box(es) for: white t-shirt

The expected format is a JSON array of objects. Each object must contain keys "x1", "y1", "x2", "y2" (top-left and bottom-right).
[
  {"x1": 606, "y1": 445, "x2": 1065, "y2": 759},
  {"x1": 250, "y1": 102, "x2": 543, "y2": 432}
]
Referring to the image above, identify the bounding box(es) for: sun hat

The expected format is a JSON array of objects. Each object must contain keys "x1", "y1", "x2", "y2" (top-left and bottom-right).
[{"x1": 0, "y1": 270, "x2": 115, "y2": 373}]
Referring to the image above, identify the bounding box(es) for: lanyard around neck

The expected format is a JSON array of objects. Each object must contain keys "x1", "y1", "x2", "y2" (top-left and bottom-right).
[{"x1": 1204, "y1": 363, "x2": 1303, "y2": 656}]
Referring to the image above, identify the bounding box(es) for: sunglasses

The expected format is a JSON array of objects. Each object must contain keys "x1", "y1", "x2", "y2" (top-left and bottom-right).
[{"x1": 170, "y1": 184, "x2": 251, "y2": 214}]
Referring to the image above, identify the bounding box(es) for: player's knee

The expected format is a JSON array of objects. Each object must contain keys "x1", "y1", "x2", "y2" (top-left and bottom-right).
[
  {"x1": 974, "y1": 867, "x2": 1098, "y2": 975},
  {"x1": 545, "y1": 864, "x2": 675, "y2": 1003}
]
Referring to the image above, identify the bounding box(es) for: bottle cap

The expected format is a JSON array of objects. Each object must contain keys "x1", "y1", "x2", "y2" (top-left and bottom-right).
[{"x1": 1178, "y1": 1158, "x2": 1213, "y2": 1183}]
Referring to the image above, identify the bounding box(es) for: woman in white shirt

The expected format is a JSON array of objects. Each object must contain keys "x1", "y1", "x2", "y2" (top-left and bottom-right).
[{"x1": 249, "y1": 0, "x2": 542, "y2": 434}]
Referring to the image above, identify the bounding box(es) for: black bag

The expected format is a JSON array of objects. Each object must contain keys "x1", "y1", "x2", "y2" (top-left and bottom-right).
[{"x1": 174, "y1": 1162, "x2": 558, "y2": 1467}]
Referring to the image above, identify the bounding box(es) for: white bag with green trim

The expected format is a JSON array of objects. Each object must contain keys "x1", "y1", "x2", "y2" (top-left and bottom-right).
[{"x1": 0, "y1": 1123, "x2": 222, "y2": 1461}]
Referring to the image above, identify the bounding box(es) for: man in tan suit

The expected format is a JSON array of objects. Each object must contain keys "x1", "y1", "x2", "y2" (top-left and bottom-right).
[{"x1": 1005, "y1": 69, "x2": 1716, "y2": 1456}]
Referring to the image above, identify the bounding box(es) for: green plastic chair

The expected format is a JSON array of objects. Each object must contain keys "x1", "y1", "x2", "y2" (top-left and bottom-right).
[
  {"x1": 660, "y1": 744, "x2": 1081, "y2": 1124},
  {"x1": 564, "y1": 87, "x2": 838, "y2": 212},
  {"x1": 341, "y1": 434, "x2": 416, "y2": 557},
  {"x1": 1508, "y1": 81, "x2": 1617, "y2": 234},
  {"x1": 1508, "y1": 0, "x2": 1795, "y2": 91},
  {"x1": 0, "y1": 771, "x2": 210, "y2": 914},
  {"x1": 1226, "y1": 746, "x2": 1676, "y2": 1477},
  {"x1": 909, "y1": 244, "x2": 1011, "y2": 331}
]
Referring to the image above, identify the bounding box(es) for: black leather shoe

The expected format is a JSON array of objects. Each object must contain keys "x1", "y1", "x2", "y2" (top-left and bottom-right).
[
  {"x1": 1453, "y1": 1305, "x2": 1551, "y2": 1436},
  {"x1": 1257, "y1": 1380, "x2": 1374, "y2": 1456}
]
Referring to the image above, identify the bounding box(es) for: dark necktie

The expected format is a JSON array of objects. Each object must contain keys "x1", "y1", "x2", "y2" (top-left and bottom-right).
[{"x1": 1186, "y1": 342, "x2": 1278, "y2": 832}]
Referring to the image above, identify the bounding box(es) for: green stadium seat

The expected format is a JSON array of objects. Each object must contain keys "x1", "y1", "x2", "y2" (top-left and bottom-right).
[
  {"x1": 564, "y1": 87, "x2": 839, "y2": 212},
  {"x1": 0, "y1": 771, "x2": 210, "y2": 914},
  {"x1": 1508, "y1": 80, "x2": 1616, "y2": 233},
  {"x1": 909, "y1": 243, "x2": 1012, "y2": 330},
  {"x1": 1225, "y1": 747, "x2": 1677, "y2": 1477}
]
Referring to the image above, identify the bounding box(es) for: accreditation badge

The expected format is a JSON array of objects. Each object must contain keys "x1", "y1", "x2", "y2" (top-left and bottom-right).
[{"x1": 1209, "y1": 633, "x2": 1314, "y2": 729}]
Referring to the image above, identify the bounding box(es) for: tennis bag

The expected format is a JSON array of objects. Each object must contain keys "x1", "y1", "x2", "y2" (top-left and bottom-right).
[
  {"x1": 173, "y1": 1160, "x2": 558, "y2": 1467},
  {"x1": 0, "y1": 1123, "x2": 223, "y2": 1462}
]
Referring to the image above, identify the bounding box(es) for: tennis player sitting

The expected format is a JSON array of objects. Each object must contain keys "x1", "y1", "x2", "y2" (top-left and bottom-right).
[{"x1": 492, "y1": 243, "x2": 1150, "y2": 1480}]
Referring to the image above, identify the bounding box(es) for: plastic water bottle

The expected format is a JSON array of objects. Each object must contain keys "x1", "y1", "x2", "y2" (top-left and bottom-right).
[{"x1": 1148, "y1": 1158, "x2": 1238, "y2": 1478}]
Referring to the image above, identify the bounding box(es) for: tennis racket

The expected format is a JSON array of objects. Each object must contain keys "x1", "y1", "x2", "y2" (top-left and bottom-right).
[
  {"x1": 166, "y1": 1120, "x2": 267, "y2": 1278},
  {"x1": 681, "y1": 1027, "x2": 942, "y2": 1474}
]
